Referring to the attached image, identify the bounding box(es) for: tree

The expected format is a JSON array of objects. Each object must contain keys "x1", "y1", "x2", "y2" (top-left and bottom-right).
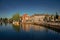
[
  {"x1": 0, "y1": 18, "x2": 2, "y2": 21},
  {"x1": 9, "y1": 18, "x2": 13, "y2": 23},
  {"x1": 44, "y1": 16, "x2": 47, "y2": 21},
  {"x1": 55, "y1": 12, "x2": 59, "y2": 19},
  {"x1": 12, "y1": 13, "x2": 20, "y2": 21}
]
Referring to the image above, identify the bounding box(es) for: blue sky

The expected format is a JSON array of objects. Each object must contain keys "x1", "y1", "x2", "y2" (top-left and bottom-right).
[{"x1": 0, "y1": 0, "x2": 60, "y2": 18}]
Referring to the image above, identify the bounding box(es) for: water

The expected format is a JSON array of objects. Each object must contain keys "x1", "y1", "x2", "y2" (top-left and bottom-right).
[{"x1": 0, "y1": 23, "x2": 60, "y2": 40}]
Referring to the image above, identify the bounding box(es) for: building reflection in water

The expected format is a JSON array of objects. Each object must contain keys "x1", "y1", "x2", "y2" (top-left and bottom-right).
[
  {"x1": 0, "y1": 23, "x2": 59, "y2": 33},
  {"x1": 0, "y1": 22, "x2": 48, "y2": 32},
  {"x1": 12, "y1": 23, "x2": 48, "y2": 32},
  {"x1": 31, "y1": 25, "x2": 48, "y2": 32},
  {"x1": 22, "y1": 24, "x2": 48, "y2": 32},
  {"x1": 22, "y1": 24, "x2": 31, "y2": 32}
]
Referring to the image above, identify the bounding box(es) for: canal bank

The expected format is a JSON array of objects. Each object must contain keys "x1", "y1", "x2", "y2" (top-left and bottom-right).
[{"x1": 33, "y1": 22, "x2": 60, "y2": 33}]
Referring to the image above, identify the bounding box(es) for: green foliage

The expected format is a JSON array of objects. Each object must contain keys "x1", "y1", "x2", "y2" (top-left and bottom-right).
[
  {"x1": 12, "y1": 13, "x2": 20, "y2": 21},
  {"x1": 55, "y1": 12, "x2": 59, "y2": 19}
]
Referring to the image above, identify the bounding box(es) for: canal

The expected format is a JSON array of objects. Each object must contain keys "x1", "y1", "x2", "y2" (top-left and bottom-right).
[{"x1": 0, "y1": 23, "x2": 60, "y2": 40}]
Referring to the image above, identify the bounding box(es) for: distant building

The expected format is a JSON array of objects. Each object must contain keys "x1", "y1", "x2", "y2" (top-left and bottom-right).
[
  {"x1": 31, "y1": 14, "x2": 45, "y2": 23},
  {"x1": 45, "y1": 14, "x2": 60, "y2": 22},
  {"x1": 21, "y1": 13, "x2": 60, "y2": 23},
  {"x1": 51, "y1": 15, "x2": 55, "y2": 22},
  {"x1": 44, "y1": 14, "x2": 55, "y2": 22},
  {"x1": 22, "y1": 14, "x2": 30, "y2": 23}
]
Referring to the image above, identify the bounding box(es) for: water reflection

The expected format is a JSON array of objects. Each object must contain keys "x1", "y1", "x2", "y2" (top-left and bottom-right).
[
  {"x1": 0, "y1": 22, "x2": 60, "y2": 33},
  {"x1": 0, "y1": 22, "x2": 3, "y2": 26},
  {"x1": 0, "y1": 22, "x2": 8, "y2": 26},
  {"x1": 22, "y1": 24, "x2": 31, "y2": 32},
  {"x1": 12, "y1": 23, "x2": 48, "y2": 32},
  {"x1": 12, "y1": 23, "x2": 49, "y2": 32},
  {"x1": 32, "y1": 25, "x2": 46, "y2": 31},
  {"x1": 4, "y1": 22, "x2": 8, "y2": 26},
  {"x1": 0, "y1": 23, "x2": 60, "y2": 40},
  {"x1": 12, "y1": 24, "x2": 20, "y2": 32}
]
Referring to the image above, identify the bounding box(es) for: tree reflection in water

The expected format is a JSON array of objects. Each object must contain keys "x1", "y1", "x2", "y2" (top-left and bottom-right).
[
  {"x1": 0, "y1": 22, "x2": 8, "y2": 26},
  {"x1": 12, "y1": 24, "x2": 20, "y2": 32},
  {"x1": 0, "y1": 22, "x2": 3, "y2": 26},
  {"x1": 4, "y1": 22, "x2": 8, "y2": 26}
]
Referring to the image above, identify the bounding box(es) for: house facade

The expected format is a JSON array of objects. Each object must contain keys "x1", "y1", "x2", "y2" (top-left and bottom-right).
[
  {"x1": 31, "y1": 14, "x2": 45, "y2": 23},
  {"x1": 22, "y1": 14, "x2": 30, "y2": 23}
]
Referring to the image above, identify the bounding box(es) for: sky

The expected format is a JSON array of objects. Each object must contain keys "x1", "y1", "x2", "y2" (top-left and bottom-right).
[{"x1": 0, "y1": 0, "x2": 60, "y2": 18}]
